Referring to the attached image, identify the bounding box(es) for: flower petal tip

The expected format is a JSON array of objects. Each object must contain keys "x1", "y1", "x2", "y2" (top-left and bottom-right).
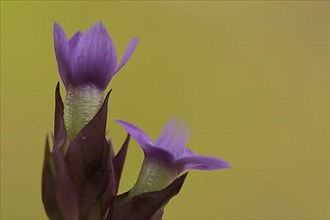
[
  {"x1": 116, "y1": 120, "x2": 153, "y2": 152},
  {"x1": 53, "y1": 21, "x2": 60, "y2": 28},
  {"x1": 132, "y1": 37, "x2": 140, "y2": 44},
  {"x1": 220, "y1": 161, "x2": 231, "y2": 169},
  {"x1": 206, "y1": 158, "x2": 231, "y2": 170},
  {"x1": 115, "y1": 119, "x2": 127, "y2": 126},
  {"x1": 114, "y1": 37, "x2": 139, "y2": 73},
  {"x1": 87, "y1": 22, "x2": 109, "y2": 37},
  {"x1": 53, "y1": 22, "x2": 66, "y2": 37},
  {"x1": 176, "y1": 155, "x2": 231, "y2": 171},
  {"x1": 212, "y1": 160, "x2": 231, "y2": 170}
]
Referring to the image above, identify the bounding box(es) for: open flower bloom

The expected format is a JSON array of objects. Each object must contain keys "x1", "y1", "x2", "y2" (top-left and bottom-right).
[
  {"x1": 116, "y1": 118, "x2": 230, "y2": 196},
  {"x1": 54, "y1": 22, "x2": 139, "y2": 90},
  {"x1": 54, "y1": 22, "x2": 138, "y2": 140}
]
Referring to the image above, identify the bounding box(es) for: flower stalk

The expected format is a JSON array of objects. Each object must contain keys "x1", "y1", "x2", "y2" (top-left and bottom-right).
[
  {"x1": 64, "y1": 85, "x2": 104, "y2": 141},
  {"x1": 129, "y1": 157, "x2": 177, "y2": 197}
]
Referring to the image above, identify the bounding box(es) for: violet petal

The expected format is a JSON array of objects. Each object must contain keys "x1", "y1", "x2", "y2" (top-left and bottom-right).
[
  {"x1": 68, "y1": 31, "x2": 82, "y2": 61},
  {"x1": 113, "y1": 38, "x2": 139, "y2": 74},
  {"x1": 155, "y1": 117, "x2": 190, "y2": 159},
  {"x1": 116, "y1": 120, "x2": 153, "y2": 153},
  {"x1": 53, "y1": 22, "x2": 72, "y2": 88},
  {"x1": 175, "y1": 154, "x2": 231, "y2": 172},
  {"x1": 72, "y1": 22, "x2": 117, "y2": 89}
]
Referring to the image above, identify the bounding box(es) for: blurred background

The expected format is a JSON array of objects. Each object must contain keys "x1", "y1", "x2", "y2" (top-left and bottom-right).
[{"x1": 1, "y1": 1, "x2": 329, "y2": 219}]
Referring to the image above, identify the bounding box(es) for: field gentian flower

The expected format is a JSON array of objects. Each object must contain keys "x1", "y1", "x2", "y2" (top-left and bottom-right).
[
  {"x1": 116, "y1": 118, "x2": 230, "y2": 196},
  {"x1": 53, "y1": 22, "x2": 138, "y2": 140},
  {"x1": 54, "y1": 22, "x2": 138, "y2": 90}
]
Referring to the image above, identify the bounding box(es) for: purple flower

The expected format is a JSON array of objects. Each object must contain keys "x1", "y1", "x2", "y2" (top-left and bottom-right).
[
  {"x1": 54, "y1": 22, "x2": 138, "y2": 90},
  {"x1": 116, "y1": 118, "x2": 230, "y2": 174}
]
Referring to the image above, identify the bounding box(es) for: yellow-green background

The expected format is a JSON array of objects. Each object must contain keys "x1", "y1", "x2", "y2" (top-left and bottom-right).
[{"x1": 1, "y1": 1, "x2": 329, "y2": 219}]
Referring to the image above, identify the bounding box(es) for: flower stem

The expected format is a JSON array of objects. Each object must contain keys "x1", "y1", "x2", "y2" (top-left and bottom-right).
[
  {"x1": 129, "y1": 157, "x2": 177, "y2": 197},
  {"x1": 64, "y1": 85, "x2": 104, "y2": 141}
]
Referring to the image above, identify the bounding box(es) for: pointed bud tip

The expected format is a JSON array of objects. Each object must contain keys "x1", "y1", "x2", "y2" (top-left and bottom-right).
[
  {"x1": 44, "y1": 135, "x2": 51, "y2": 156},
  {"x1": 55, "y1": 82, "x2": 60, "y2": 91},
  {"x1": 104, "y1": 89, "x2": 112, "y2": 105},
  {"x1": 175, "y1": 172, "x2": 188, "y2": 190}
]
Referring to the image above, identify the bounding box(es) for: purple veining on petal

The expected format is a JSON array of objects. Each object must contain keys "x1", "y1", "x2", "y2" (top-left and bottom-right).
[
  {"x1": 155, "y1": 118, "x2": 190, "y2": 159},
  {"x1": 183, "y1": 148, "x2": 194, "y2": 156},
  {"x1": 113, "y1": 38, "x2": 139, "y2": 75},
  {"x1": 68, "y1": 31, "x2": 82, "y2": 61},
  {"x1": 54, "y1": 22, "x2": 138, "y2": 90},
  {"x1": 72, "y1": 22, "x2": 117, "y2": 89},
  {"x1": 53, "y1": 22, "x2": 71, "y2": 88}
]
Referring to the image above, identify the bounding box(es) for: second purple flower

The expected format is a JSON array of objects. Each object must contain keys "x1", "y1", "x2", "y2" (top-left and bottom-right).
[{"x1": 116, "y1": 118, "x2": 231, "y2": 196}]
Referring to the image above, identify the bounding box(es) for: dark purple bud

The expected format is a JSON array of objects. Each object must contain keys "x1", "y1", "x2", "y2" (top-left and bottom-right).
[
  {"x1": 42, "y1": 137, "x2": 79, "y2": 220},
  {"x1": 42, "y1": 137, "x2": 61, "y2": 219}
]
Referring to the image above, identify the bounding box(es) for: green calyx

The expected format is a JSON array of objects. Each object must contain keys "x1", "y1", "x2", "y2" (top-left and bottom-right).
[
  {"x1": 129, "y1": 157, "x2": 178, "y2": 197},
  {"x1": 64, "y1": 85, "x2": 104, "y2": 141}
]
